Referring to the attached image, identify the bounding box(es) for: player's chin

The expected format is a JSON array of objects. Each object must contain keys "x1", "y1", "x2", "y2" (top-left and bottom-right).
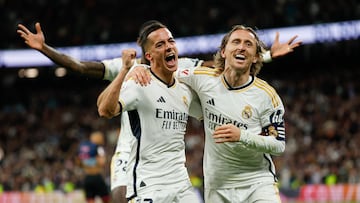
[{"x1": 166, "y1": 64, "x2": 178, "y2": 72}]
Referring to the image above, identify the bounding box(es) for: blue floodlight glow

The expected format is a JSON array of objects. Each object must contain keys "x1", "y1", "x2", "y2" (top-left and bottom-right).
[{"x1": 1, "y1": 20, "x2": 359, "y2": 68}]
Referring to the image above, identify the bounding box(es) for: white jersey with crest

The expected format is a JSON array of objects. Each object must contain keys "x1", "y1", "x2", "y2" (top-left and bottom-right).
[
  {"x1": 176, "y1": 66, "x2": 286, "y2": 190},
  {"x1": 101, "y1": 57, "x2": 203, "y2": 190},
  {"x1": 102, "y1": 57, "x2": 203, "y2": 154},
  {"x1": 118, "y1": 69, "x2": 202, "y2": 199}
]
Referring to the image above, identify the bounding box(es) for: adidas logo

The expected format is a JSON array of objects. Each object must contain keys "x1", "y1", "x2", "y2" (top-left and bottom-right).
[
  {"x1": 157, "y1": 96, "x2": 166, "y2": 103},
  {"x1": 140, "y1": 181, "x2": 146, "y2": 187},
  {"x1": 206, "y1": 98, "x2": 215, "y2": 106}
]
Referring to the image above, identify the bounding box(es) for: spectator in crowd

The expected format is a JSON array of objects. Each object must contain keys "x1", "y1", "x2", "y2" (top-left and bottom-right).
[{"x1": 77, "y1": 131, "x2": 110, "y2": 203}]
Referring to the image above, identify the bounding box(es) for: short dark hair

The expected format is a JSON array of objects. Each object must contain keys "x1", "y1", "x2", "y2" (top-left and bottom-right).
[{"x1": 137, "y1": 20, "x2": 167, "y2": 64}]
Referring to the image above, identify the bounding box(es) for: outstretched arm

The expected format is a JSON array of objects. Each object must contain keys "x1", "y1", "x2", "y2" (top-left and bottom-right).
[
  {"x1": 17, "y1": 22, "x2": 105, "y2": 78},
  {"x1": 270, "y1": 32, "x2": 302, "y2": 59}
]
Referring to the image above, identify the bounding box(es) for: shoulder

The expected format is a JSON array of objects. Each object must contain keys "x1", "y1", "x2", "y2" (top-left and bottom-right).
[
  {"x1": 122, "y1": 77, "x2": 143, "y2": 91},
  {"x1": 177, "y1": 66, "x2": 223, "y2": 78},
  {"x1": 193, "y1": 66, "x2": 223, "y2": 76},
  {"x1": 178, "y1": 57, "x2": 204, "y2": 69},
  {"x1": 253, "y1": 77, "x2": 282, "y2": 108}
]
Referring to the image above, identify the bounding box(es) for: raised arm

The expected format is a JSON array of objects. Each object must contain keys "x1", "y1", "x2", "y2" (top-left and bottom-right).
[
  {"x1": 97, "y1": 49, "x2": 137, "y2": 118},
  {"x1": 17, "y1": 22, "x2": 105, "y2": 78},
  {"x1": 269, "y1": 32, "x2": 302, "y2": 59}
]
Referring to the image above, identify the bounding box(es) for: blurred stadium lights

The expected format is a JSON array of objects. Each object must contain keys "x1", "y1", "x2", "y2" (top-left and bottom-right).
[
  {"x1": 16, "y1": 67, "x2": 67, "y2": 79},
  {"x1": 54, "y1": 67, "x2": 67, "y2": 77},
  {"x1": 18, "y1": 68, "x2": 39, "y2": 78},
  {"x1": 0, "y1": 20, "x2": 359, "y2": 68}
]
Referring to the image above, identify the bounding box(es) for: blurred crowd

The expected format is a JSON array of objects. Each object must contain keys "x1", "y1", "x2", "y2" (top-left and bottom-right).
[
  {"x1": 272, "y1": 68, "x2": 360, "y2": 197},
  {"x1": 1, "y1": 65, "x2": 360, "y2": 198},
  {"x1": 0, "y1": 78, "x2": 117, "y2": 193},
  {"x1": 2, "y1": 0, "x2": 359, "y2": 49}
]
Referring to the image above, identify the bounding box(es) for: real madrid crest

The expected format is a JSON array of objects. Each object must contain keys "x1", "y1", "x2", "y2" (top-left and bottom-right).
[{"x1": 242, "y1": 105, "x2": 252, "y2": 119}]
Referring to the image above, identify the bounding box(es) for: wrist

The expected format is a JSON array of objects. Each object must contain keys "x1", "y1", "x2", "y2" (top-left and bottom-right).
[{"x1": 262, "y1": 50, "x2": 272, "y2": 63}]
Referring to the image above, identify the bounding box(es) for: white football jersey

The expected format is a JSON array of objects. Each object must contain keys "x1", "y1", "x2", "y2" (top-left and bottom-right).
[
  {"x1": 102, "y1": 57, "x2": 204, "y2": 153},
  {"x1": 119, "y1": 69, "x2": 202, "y2": 198},
  {"x1": 177, "y1": 66, "x2": 286, "y2": 189},
  {"x1": 102, "y1": 57, "x2": 204, "y2": 191},
  {"x1": 102, "y1": 58, "x2": 139, "y2": 155}
]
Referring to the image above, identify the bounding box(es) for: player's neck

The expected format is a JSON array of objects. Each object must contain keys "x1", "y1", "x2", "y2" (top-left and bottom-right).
[
  {"x1": 223, "y1": 68, "x2": 250, "y2": 88},
  {"x1": 150, "y1": 66, "x2": 175, "y2": 86}
]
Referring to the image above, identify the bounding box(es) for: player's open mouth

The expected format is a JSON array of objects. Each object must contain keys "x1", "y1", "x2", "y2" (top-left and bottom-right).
[
  {"x1": 235, "y1": 54, "x2": 245, "y2": 60},
  {"x1": 165, "y1": 53, "x2": 177, "y2": 67},
  {"x1": 165, "y1": 54, "x2": 176, "y2": 62}
]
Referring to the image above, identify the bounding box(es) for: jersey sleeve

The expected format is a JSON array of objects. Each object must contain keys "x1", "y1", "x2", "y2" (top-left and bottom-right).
[
  {"x1": 174, "y1": 58, "x2": 203, "y2": 89},
  {"x1": 102, "y1": 58, "x2": 141, "y2": 81},
  {"x1": 239, "y1": 88, "x2": 286, "y2": 156},
  {"x1": 118, "y1": 79, "x2": 141, "y2": 112},
  {"x1": 102, "y1": 58, "x2": 123, "y2": 81},
  {"x1": 177, "y1": 57, "x2": 204, "y2": 70},
  {"x1": 188, "y1": 89, "x2": 203, "y2": 121},
  {"x1": 177, "y1": 66, "x2": 223, "y2": 93},
  {"x1": 175, "y1": 65, "x2": 197, "y2": 88}
]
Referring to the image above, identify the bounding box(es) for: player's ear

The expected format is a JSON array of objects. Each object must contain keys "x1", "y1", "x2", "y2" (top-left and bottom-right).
[
  {"x1": 145, "y1": 52, "x2": 152, "y2": 62},
  {"x1": 252, "y1": 55, "x2": 258, "y2": 64},
  {"x1": 221, "y1": 49, "x2": 226, "y2": 58}
]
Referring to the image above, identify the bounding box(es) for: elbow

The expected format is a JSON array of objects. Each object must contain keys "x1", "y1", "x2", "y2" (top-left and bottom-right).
[
  {"x1": 98, "y1": 107, "x2": 116, "y2": 119},
  {"x1": 97, "y1": 97, "x2": 117, "y2": 119},
  {"x1": 98, "y1": 108, "x2": 110, "y2": 118}
]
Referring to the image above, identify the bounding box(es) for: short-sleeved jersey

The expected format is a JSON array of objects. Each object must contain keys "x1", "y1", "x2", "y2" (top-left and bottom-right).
[
  {"x1": 118, "y1": 69, "x2": 202, "y2": 198},
  {"x1": 102, "y1": 57, "x2": 204, "y2": 153},
  {"x1": 102, "y1": 58, "x2": 139, "y2": 156},
  {"x1": 102, "y1": 57, "x2": 204, "y2": 191},
  {"x1": 176, "y1": 66, "x2": 286, "y2": 189}
]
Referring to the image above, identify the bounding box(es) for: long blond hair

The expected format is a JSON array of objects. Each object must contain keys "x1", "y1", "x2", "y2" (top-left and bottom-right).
[{"x1": 213, "y1": 25, "x2": 267, "y2": 76}]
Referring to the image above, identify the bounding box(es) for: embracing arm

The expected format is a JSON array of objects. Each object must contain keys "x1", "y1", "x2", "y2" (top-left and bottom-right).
[
  {"x1": 213, "y1": 124, "x2": 285, "y2": 155},
  {"x1": 17, "y1": 22, "x2": 105, "y2": 78},
  {"x1": 97, "y1": 49, "x2": 136, "y2": 118},
  {"x1": 238, "y1": 129, "x2": 285, "y2": 155}
]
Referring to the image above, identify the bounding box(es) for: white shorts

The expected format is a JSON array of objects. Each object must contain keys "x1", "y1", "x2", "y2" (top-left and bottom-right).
[
  {"x1": 128, "y1": 185, "x2": 203, "y2": 203},
  {"x1": 205, "y1": 182, "x2": 281, "y2": 203},
  {"x1": 110, "y1": 150, "x2": 130, "y2": 190}
]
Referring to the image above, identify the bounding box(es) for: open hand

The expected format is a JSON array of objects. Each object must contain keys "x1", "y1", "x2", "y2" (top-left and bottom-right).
[
  {"x1": 17, "y1": 22, "x2": 45, "y2": 51},
  {"x1": 270, "y1": 32, "x2": 302, "y2": 59}
]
